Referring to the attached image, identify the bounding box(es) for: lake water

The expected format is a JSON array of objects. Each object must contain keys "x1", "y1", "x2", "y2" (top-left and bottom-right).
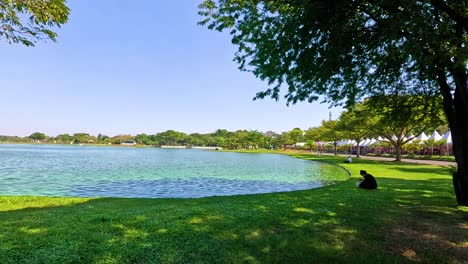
[{"x1": 0, "y1": 144, "x2": 349, "y2": 198}]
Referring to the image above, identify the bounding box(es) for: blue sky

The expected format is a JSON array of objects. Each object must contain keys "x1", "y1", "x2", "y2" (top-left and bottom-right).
[{"x1": 0, "y1": 0, "x2": 342, "y2": 137}]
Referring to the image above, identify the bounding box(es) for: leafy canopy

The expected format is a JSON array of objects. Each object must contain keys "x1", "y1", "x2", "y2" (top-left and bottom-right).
[
  {"x1": 289, "y1": 127, "x2": 303, "y2": 144},
  {"x1": 199, "y1": 0, "x2": 467, "y2": 106},
  {"x1": 0, "y1": 0, "x2": 69, "y2": 46},
  {"x1": 336, "y1": 105, "x2": 373, "y2": 143},
  {"x1": 362, "y1": 95, "x2": 445, "y2": 144},
  {"x1": 29, "y1": 132, "x2": 46, "y2": 140}
]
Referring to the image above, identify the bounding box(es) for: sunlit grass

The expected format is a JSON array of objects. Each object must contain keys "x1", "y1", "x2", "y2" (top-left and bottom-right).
[{"x1": 0, "y1": 153, "x2": 467, "y2": 263}]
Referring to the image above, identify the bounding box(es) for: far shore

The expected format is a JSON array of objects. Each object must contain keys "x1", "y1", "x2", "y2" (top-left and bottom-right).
[{"x1": 0, "y1": 142, "x2": 456, "y2": 164}]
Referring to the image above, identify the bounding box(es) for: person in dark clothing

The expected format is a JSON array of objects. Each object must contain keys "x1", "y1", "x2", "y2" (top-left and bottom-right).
[{"x1": 356, "y1": 170, "x2": 377, "y2": 189}]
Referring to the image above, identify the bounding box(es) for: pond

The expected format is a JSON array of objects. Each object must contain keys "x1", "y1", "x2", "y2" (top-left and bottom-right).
[{"x1": 0, "y1": 144, "x2": 349, "y2": 198}]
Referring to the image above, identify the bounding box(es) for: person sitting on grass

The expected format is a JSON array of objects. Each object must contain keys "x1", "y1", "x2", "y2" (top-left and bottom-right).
[
  {"x1": 356, "y1": 170, "x2": 377, "y2": 189},
  {"x1": 344, "y1": 155, "x2": 352, "y2": 163}
]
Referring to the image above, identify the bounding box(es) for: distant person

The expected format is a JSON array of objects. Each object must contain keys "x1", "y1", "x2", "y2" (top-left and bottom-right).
[
  {"x1": 356, "y1": 170, "x2": 377, "y2": 190},
  {"x1": 344, "y1": 156, "x2": 352, "y2": 163}
]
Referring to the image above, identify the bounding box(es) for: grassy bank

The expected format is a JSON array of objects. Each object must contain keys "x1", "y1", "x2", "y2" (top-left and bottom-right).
[
  {"x1": 0, "y1": 154, "x2": 467, "y2": 263},
  {"x1": 225, "y1": 148, "x2": 457, "y2": 162}
]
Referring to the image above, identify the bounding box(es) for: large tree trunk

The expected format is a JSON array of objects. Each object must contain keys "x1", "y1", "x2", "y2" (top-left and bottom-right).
[
  {"x1": 438, "y1": 68, "x2": 468, "y2": 205},
  {"x1": 356, "y1": 142, "x2": 361, "y2": 158},
  {"x1": 451, "y1": 73, "x2": 468, "y2": 206},
  {"x1": 334, "y1": 142, "x2": 337, "y2": 155},
  {"x1": 395, "y1": 143, "x2": 402, "y2": 162}
]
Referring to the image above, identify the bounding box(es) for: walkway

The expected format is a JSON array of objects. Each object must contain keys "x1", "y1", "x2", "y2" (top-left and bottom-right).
[
  {"x1": 359, "y1": 155, "x2": 456, "y2": 166},
  {"x1": 325, "y1": 153, "x2": 456, "y2": 166}
]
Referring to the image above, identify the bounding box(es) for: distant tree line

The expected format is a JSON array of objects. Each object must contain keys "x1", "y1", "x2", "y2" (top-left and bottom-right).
[
  {"x1": 0, "y1": 96, "x2": 448, "y2": 154},
  {"x1": 0, "y1": 130, "x2": 290, "y2": 149}
]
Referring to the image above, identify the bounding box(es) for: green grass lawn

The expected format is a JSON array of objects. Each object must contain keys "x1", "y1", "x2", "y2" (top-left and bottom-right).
[{"x1": 1, "y1": 154, "x2": 467, "y2": 263}]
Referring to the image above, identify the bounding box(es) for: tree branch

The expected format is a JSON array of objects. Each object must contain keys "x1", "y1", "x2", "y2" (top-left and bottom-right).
[{"x1": 430, "y1": 0, "x2": 468, "y2": 32}]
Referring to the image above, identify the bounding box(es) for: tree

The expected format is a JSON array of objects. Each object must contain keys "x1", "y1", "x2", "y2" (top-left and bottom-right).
[
  {"x1": 264, "y1": 130, "x2": 278, "y2": 149},
  {"x1": 0, "y1": 0, "x2": 69, "y2": 46},
  {"x1": 422, "y1": 138, "x2": 434, "y2": 156},
  {"x1": 155, "y1": 130, "x2": 186, "y2": 146},
  {"x1": 231, "y1": 130, "x2": 247, "y2": 149},
  {"x1": 29, "y1": 132, "x2": 46, "y2": 141},
  {"x1": 316, "y1": 120, "x2": 342, "y2": 155},
  {"x1": 360, "y1": 95, "x2": 445, "y2": 161},
  {"x1": 187, "y1": 133, "x2": 208, "y2": 147},
  {"x1": 304, "y1": 127, "x2": 321, "y2": 154},
  {"x1": 97, "y1": 133, "x2": 103, "y2": 143},
  {"x1": 435, "y1": 138, "x2": 448, "y2": 158},
  {"x1": 336, "y1": 105, "x2": 374, "y2": 158},
  {"x1": 289, "y1": 128, "x2": 303, "y2": 147},
  {"x1": 109, "y1": 135, "x2": 134, "y2": 145},
  {"x1": 337, "y1": 95, "x2": 443, "y2": 160},
  {"x1": 199, "y1": 1, "x2": 468, "y2": 205},
  {"x1": 212, "y1": 129, "x2": 230, "y2": 147},
  {"x1": 406, "y1": 140, "x2": 424, "y2": 156},
  {"x1": 55, "y1": 134, "x2": 73, "y2": 144},
  {"x1": 246, "y1": 130, "x2": 265, "y2": 149},
  {"x1": 1, "y1": 135, "x2": 24, "y2": 143},
  {"x1": 73, "y1": 133, "x2": 91, "y2": 144},
  {"x1": 277, "y1": 131, "x2": 293, "y2": 150},
  {"x1": 269, "y1": 132, "x2": 286, "y2": 150},
  {"x1": 101, "y1": 135, "x2": 110, "y2": 144},
  {"x1": 135, "y1": 134, "x2": 153, "y2": 145}
]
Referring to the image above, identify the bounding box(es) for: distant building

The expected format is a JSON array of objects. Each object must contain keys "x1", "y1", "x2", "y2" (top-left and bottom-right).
[
  {"x1": 121, "y1": 140, "x2": 137, "y2": 146},
  {"x1": 161, "y1": 145, "x2": 186, "y2": 149}
]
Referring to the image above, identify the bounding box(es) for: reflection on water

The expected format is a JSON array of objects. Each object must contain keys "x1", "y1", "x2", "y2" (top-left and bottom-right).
[{"x1": 0, "y1": 144, "x2": 349, "y2": 198}]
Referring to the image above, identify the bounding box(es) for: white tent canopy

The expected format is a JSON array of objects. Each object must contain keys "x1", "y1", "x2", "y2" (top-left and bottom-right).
[
  {"x1": 368, "y1": 138, "x2": 378, "y2": 146},
  {"x1": 337, "y1": 140, "x2": 348, "y2": 146},
  {"x1": 416, "y1": 132, "x2": 429, "y2": 141},
  {"x1": 405, "y1": 134, "x2": 416, "y2": 143},
  {"x1": 337, "y1": 140, "x2": 354, "y2": 146},
  {"x1": 442, "y1": 131, "x2": 452, "y2": 144},
  {"x1": 361, "y1": 138, "x2": 371, "y2": 147},
  {"x1": 429, "y1": 131, "x2": 443, "y2": 141},
  {"x1": 377, "y1": 136, "x2": 386, "y2": 142},
  {"x1": 337, "y1": 138, "x2": 382, "y2": 147},
  {"x1": 340, "y1": 132, "x2": 448, "y2": 146}
]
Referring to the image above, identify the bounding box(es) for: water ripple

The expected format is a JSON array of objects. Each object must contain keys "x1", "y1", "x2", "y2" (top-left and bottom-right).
[
  {"x1": 71, "y1": 178, "x2": 325, "y2": 198},
  {"x1": 0, "y1": 144, "x2": 349, "y2": 198}
]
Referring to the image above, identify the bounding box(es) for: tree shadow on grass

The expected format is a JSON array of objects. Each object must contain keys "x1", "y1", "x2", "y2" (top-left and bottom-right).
[{"x1": 0, "y1": 176, "x2": 467, "y2": 264}]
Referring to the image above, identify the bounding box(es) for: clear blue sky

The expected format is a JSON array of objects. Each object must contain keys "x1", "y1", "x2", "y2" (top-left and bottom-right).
[{"x1": 0, "y1": 0, "x2": 342, "y2": 137}]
